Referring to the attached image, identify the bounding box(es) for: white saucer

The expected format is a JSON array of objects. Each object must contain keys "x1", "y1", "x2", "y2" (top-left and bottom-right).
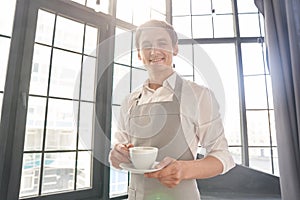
[{"x1": 120, "y1": 162, "x2": 162, "y2": 174}]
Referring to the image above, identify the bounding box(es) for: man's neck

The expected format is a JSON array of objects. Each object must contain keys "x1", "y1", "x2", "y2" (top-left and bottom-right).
[{"x1": 147, "y1": 68, "x2": 174, "y2": 90}]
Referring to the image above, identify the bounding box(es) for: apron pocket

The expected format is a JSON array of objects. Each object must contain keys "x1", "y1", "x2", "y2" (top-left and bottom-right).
[{"x1": 128, "y1": 187, "x2": 136, "y2": 200}]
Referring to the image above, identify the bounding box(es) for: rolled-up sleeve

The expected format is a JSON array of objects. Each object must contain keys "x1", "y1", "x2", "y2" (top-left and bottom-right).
[
  {"x1": 113, "y1": 96, "x2": 131, "y2": 145},
  {"x1": 195, "y1": 88, "x2": 235, "y2": 174}
]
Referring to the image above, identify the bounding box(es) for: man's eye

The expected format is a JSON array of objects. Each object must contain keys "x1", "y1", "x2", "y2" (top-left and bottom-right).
[
  {"x1": 159, "y1": 42, "x2": 167, "y2": 46},
  {"x1": 142, "y1": 44, "x2": 152, "y2": 49}
]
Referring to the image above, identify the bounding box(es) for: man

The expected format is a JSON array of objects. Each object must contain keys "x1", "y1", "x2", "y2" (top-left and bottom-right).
[{"x1": 109, "y1": 20, "x2": 235, "y2": 200}]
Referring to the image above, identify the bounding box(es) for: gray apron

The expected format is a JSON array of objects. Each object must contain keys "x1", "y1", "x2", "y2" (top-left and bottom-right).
[{"x1": 128, "y1": 75, "x2": 200, "y2": 200}]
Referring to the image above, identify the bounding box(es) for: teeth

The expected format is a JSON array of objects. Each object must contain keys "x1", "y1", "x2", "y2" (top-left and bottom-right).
[{"x1": 151, "y1": 58, "x2": 163, "y2": 62}]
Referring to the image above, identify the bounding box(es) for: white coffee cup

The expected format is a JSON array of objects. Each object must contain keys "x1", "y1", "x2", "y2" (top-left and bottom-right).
[{"x1": 129, "y1": 146, "x2": 158, "y2": 169}]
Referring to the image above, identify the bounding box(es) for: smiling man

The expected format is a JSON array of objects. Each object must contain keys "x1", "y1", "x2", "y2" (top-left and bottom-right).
[{"x1": 109, "y1": 20, "x2": 235, "y2": 200}]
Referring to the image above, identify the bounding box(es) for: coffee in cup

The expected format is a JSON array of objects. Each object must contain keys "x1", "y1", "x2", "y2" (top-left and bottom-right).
[{"x1": 129, "y1": 146, "x2": 158, "y2": 169}]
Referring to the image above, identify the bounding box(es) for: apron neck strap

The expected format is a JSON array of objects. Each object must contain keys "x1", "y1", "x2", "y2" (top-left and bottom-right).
[
  {"x1": 135, "y1": 73, "x2": 184, "y2": 103},
  {"x1": 173, "y1": 73, "x2": 183, "y2": 103}
]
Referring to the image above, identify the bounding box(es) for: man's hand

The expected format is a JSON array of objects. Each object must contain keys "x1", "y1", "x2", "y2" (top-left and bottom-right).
[
  {"x1": 144, "y1": 157, "x2": 186, "y2": 188},
  {"x1": 109, "y1": 143, "x2": 134, "y2": 169}
]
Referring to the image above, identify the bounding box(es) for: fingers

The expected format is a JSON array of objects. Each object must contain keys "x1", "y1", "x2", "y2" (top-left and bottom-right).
[
  {"x1": 146, "y1": 169, "x2": 181, "y2": 188},
  {"x1": 145, "y1": 157, "x2": 175, "y2": 178},
  {"x1": 109, "y1": 143, "x2": 134, "y2": 169},
  {"x1": 154, "y1": 156, "x2": 175, "y2": 169},
  {"x1": 116, "y1": 143, "x2": 131, "y2": 153},
  {"x1": 160, "y1": 179, "x2": 181, "y2": 188},
  {"x1": 145, "y1": 159, "x2": 184, "y2": 188},
  {"x1": 125, "y1": 143, "x2": 134, "y2": 149},
  {"x1": 157, "y1": 175, "x2": 181, "y2": 188}
]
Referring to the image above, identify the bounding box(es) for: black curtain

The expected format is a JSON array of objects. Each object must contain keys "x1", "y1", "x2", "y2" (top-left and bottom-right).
[{"x1": 254, "y1": 0, "x2": 300, "y2": 199}]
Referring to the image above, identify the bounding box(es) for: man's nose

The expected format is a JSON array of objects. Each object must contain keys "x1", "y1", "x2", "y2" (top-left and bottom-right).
[
  {"x1": 150, "y1": 46, "x2": 157, "y2": 55},
  {"x1": 150, "y1": 44, "x2": 160, "y2": 54}
]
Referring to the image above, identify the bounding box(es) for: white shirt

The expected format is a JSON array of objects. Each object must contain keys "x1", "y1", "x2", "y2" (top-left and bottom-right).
[{"x1": 114, "y1": 72, "x2": 235, "y2": 174}]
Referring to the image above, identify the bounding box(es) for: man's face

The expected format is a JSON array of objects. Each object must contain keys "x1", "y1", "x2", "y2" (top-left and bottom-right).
[{"x1": 137, "y1": 28, "x2": 178, "y2": 72}]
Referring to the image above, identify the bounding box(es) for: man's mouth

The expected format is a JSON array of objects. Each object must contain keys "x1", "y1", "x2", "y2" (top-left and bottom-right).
[{"x1": 150, "y1": 57, "x2": 165, "y2": 64}]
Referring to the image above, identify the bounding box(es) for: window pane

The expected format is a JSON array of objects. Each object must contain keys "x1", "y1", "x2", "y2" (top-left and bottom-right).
[
  {"x1": 110, "y1": 169, "x2": 128, "y2": 198},
  {"x1": 0, "y1": 37, "x2": 11, "y2": 91},
  {"x1": 111, "y1": 105, "x2": 120, "y2": 146},
  {"x1": 259, "y1": 13, "x2": 265, "y2": 37},
  {"x1": 29, "y1": 44, "x2": 51, "y2": 96},
  {"x1": 71, "y1": 0, "x2": 86, "y2": 5},
  {"x1": 131, "y1": 68, "x2": 147, "y2": 90},
  {"x1": 79, "y1": 102, "x2": 94, "y2": 150},
  {"x1": 213, "y1": 14, "x2": 234, "y2": 37},
  {"x1": 112, "y1": 64, "x2": 130, "y2": 105},
  {"x1": 191, "y1": 0, "x2": 211, "y2": 15},
  {"x1": 42, "y1": 152, "x2": 76, "y2": 194},
  {"x1": 229, "y1": 147, "x2": 242, "y2": 164},
  {"x1": 0, "y1": 0, "x2": 17, "y2": 36},
  {"x1": 150, "y1": 10, "x2": 166, "y2": 21},
  {"x1": 84, "y1": 25, "x2": 98, "y2": 57},
  {"x1": 133, "y1": 0, "x2": 151, "y2": 26},
  {"x1": 173, "y1": 16, "x2": 192, "y2": 39},
  {"x1": 247, "y1": 110, "x2": 271, "y2": 146},
  {"x1": 269, "y1": 110, "x2": 277, "y2": 146},
  {"x1": 239, "y1": 13, "x2": 261, "y2": 37},
  {"x1": 35, "y1": 10, "x2": 55, "y2": 45},
  {"x1": 116, "y1": 0, "x2": 133, "y2": 23},
  {"x1": 174, "y1": 45, "x2": 193, "y2": 76},
  {"x1": 241, "y1": 43, "x2": 265, "y2": 75},
  {"x1": 81, "y1": 56, "x2": 97, "y2": 101},
  {"x1": 172, "y1": 0, "x2": 190, "y2": 16},
  {"x1": 212, "y1": 0, "x2": 233, "y2": 14},
  {"x1": 24, "y1": 97, "x2": 46, "y2": 151},
  {"x1": 132, "y1": 46, "x2": 144, "y2": 68},
  {"x1": 54, "y1": 16, "x2": 84, "y2": 52},
  {"x1": 77, "y1": 151, "x2": 92, "y2": 189},
  {"x1": 237, "y1": 0, "x2": 259, "y2": 13},
  {"x1": 151, "y1": 0, "x2": 166, "y2": 14},
  {"x1": 199, "y1": 44, "x2": 241, "y2": 145},
  {"x1": 273, "y1": 147, "x2": 279, "y2": 176},
  {"x1": 192, "y1": 16, "x2": 213, "y2": 38},
  {"x1": 110, "y1": 105, "x2": 128, "y2": 197},
  {"x1": 49, "y1": 49, "x2": 82, "y2": 99},
  {"x1": 249, "y1": 147, "x2": 272, "y2": 174},
  {"x1": 114, "y1": 28, "x2": 132, "y2": 66},
  {"x1": 45, "y1": 99, "x2": 78, "y2": 150},
  {"x1": 266, "y1": 75, "x2": 274, "y2": 109},
  {"x1": 19, "y1": 153, "x2": 42, "y2": 198},
  {"x1": 244, "y1": 75, "x2": 268, "y2": 109}
]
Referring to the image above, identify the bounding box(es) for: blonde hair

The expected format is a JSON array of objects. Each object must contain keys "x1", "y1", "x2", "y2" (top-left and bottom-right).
[{"x1": 135, "y1": 20, "x2": 178, "y2": 49}]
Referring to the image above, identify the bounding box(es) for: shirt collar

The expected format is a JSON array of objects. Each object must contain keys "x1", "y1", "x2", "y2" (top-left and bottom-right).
[{"x1": 143, "y1": 72, "x2": 177, "y2": 92}]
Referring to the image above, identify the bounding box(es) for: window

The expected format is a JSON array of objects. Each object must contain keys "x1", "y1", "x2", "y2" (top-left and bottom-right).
[
  {"x1": 116, "y1": 0, "x2": 166, "y2": 25},
  {"x1": 0, "y1": 0, "x2": 112, "y2": 199},
  {"x1": 20, "y1": 9, "x2": 98, "y2": 198},
  {"x1": 172, "y1": 0, "x2": 277, "y2": 175}
]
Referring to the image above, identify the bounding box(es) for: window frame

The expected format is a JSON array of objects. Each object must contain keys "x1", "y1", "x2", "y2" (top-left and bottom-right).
[{"x1": 0, "y1": 0, "x2": 114, "y2": 199}]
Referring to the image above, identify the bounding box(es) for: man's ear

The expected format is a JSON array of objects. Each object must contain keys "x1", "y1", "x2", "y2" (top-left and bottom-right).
[{"x1": 173, "y1": 43, "x2": 179, "y2": 56}]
